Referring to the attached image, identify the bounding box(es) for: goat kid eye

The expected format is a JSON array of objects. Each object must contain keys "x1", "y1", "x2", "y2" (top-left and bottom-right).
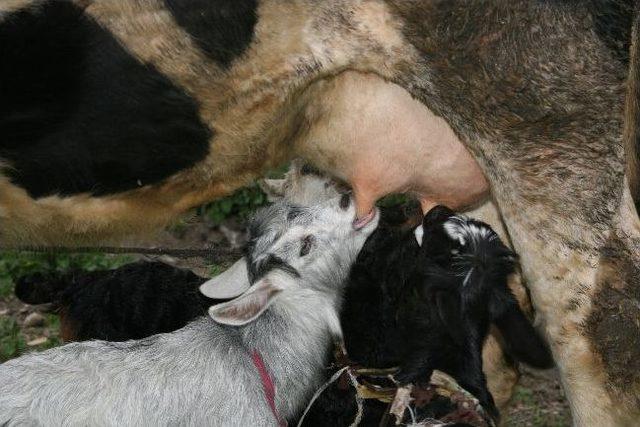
[{"x1": 300, "y1": 235, "x2": 315, "y2": 256}]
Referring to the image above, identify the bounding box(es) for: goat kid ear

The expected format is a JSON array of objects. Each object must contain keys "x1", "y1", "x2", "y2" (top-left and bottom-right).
[
  {"x1": 258, "y1": 178, "x2": 287, "y2": 201},
  {"x1": 423, "y1": 205, "x2": 455, "y2": 226},
  {"x1": 259, "y1": 159, "x2": 311, "y2": 200},
  {"x1": 208, "y1": 278, "x2": 282, "y2": 326},
  {"x1": 289, "y1": 158, "x2": 306, "y2": 175},
  {"x1": 199, "y1": 258, "x2": 250, "y2": 299},
  {"x1": 491, "y1": 289, "x2": 554, "y2": 369}
]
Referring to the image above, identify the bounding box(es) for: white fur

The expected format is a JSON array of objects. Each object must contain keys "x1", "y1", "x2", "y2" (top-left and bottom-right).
[
  {"x1": 414, "y1": 224, "x2": 424, "y2": 246},
  {"x1": 443, "y1": 215, "x2": 496, "y2": 247}
]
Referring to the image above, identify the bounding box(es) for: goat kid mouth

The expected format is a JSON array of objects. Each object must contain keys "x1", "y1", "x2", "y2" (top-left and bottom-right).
[{"x1": 353, "y1": 208, "x2": 377, "y2": 230}]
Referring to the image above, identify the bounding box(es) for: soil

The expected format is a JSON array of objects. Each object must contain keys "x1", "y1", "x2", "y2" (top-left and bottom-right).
[{"x1": 503, "y1": 367, "x2": 571, "y2": 426}]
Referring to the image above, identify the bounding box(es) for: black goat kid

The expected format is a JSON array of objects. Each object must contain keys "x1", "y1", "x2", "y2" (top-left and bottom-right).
[
  {"x1": 15, "y1": 262, "x2": 212, "y2": 342},
  {"x1": 305, "y1": 205, "x2": 553, "y2": 425}
]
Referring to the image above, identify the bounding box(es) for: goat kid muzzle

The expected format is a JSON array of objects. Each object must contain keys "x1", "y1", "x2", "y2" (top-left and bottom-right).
[{"x1": 353, "y1": 208, "x2": 378, "y2": 230}]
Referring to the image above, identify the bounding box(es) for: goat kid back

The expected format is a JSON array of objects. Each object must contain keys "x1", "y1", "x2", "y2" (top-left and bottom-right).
[{"x1": 14, "y1": 261, "x2": 211, "y2": 342}]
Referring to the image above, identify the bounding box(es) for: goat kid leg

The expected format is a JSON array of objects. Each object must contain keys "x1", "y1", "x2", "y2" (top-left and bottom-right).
[{"x1": 394, "y1": 354, "x2": 434, "y2": 388}]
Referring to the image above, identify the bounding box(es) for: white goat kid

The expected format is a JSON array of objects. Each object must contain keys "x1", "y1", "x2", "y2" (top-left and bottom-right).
[{"x1": 0, "y1": 193, "x2": 378, "y2": 426}]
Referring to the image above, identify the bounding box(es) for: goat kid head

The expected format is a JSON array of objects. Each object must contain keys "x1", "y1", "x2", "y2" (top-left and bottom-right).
[
  {"x1": 203, "y1": 193, "x2": 378, "y2": 326},
  {"x1": 200, "y1": 160, "x2": 348, "y2": 300},
  {"x1": 413, "y1": 205, "x2": 553, "y2": 369},
  {"x1": 415, "y1": 205, "x2": 517, "y2": 288},
  {"x1": 411, "y1": 205, "x2": 517, "y2": 329}
]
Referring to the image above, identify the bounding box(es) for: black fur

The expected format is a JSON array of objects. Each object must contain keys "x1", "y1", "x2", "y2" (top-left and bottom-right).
[
  {"x1": 251, "y1": 254, "x2": 300, "y2": 282},
  {"x1": 299, "y1": 164, "x2": 324, "y2": 176},
  {"x1": 0, "y1": 1, "x2": 211, "y2": 197},
  {"x1": 302, "y1": 206, "x2": 553, "y2": 425},
  {"x1": 15, "y1": 262, "x2": 212, "y2": 341},
  {"x1": 163, "y1": 0, "x2": 258, "y2": 68}
]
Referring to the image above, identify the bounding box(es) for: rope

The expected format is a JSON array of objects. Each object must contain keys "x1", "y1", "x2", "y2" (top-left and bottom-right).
[
  {"x1": 296, "y1": 366, "x2": 349, "y2": 427},
  {"x1": 0, "y1": 245, "x2": 242, "y2": 263},
  {"x1": 346, "y1": 369, "x2": 364, "y2": 427},
  {"x1": 296, "y1": 366, "x2": 365, "y2": 427}
]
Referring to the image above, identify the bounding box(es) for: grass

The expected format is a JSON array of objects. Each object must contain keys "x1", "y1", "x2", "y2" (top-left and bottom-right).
[
  {"x1": 0, "y1": 317, "x2": 24, "y2": 362},
  {"x1": 0, "y1": 313, "x2": 64, "y2": 362},
  {"x1": 0, "y1": 251, "x2": 132, "y2": 288},
  {"x1": 41, "y1": 314, "x2": 63, "y2": 350},
  {"x1": 0, "y1": 275, "x2": 12, "y2": 299},
  {"x1": 199, "y1": 165, "x2": 290, "y2": 226},
  {"x1": 0, "y1": 251, "x2": 133, "y2": 362},
  {"x1": 0, "y1": 251, "x2": 133, "y2": 300},
  {"x1": 201, "y1": 183, "x2": 268, "y2": 225},
  {"x1": 505, "y1": 384, "x2": 571, "y2": 427},
  {"x1": 376, "y1": 193, "x2": 411, "y2": 207},
  {"x1": 208, "y1": 263, "x2": 227, "y2": 277}
]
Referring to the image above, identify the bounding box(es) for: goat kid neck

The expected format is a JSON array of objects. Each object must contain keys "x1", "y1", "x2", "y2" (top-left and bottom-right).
[
  {"x1": 233, "y1": 273, "x2": 342, "y2": 418},
  {"x1": 240, "y1": 282, "x2": 343, "y2": 350}
]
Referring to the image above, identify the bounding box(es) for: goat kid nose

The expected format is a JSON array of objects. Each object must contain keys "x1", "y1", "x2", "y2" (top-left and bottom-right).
[{"x1": 339, "y1": 194, "x2": 351, "y2": 210}]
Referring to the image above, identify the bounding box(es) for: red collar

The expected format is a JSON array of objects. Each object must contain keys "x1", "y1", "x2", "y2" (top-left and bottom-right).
[{"x1": 251, "y1": 349, "x2": 287, "y2": 426}]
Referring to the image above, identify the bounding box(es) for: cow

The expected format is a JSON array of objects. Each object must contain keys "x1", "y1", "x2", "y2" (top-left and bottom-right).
[{"x1": 1, "y1": 1, "x2": 639, "y2": 424}]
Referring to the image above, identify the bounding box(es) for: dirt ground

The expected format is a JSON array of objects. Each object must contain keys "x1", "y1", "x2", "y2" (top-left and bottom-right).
[
  {"x1": 0, "y1": 215, "x2": 572, "y2": 426},
  {"x1": 503, "y1": 367, "x2": 571, "y2": 426}
]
